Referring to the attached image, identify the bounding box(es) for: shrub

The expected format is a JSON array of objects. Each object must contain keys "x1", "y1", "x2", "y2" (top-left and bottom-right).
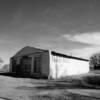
[
  {"x1": 89, "y1": 52, "x2": 100, "y2": 70},
  {"x1": 83, "y1": 75, "x2": 100, "y2": 86}
]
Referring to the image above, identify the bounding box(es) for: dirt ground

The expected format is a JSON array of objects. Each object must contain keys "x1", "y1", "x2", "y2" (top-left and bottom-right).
[{"x1": 0, "y1": 75, "x2": 100, "y2": 100}]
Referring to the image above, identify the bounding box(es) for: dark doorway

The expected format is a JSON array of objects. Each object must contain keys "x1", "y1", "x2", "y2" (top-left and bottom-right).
[
  {"x1": 12, "y1": 59, "x2": 17, "y2": 72},
  {"x1": 21, "y1": 56, "x2": 32, "y2": 75},
  {"x1": 34, "y1": 56, "x2": 41, "y2": 74}
]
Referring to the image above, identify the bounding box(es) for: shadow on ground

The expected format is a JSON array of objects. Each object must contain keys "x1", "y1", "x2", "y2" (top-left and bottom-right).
[
  {"x1": 34, "y1": 83, "x2": 100, "y2": 90},
  {"x1": 0, "y1": 72, "x2": 41, "y2": 79},
  {"x1": 0, "y1": 72, "x2": 100, "y2": 91}
]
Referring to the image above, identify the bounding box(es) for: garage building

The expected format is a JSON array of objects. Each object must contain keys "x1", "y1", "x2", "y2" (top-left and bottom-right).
[{"x1": 10, "y1": 46, "x2": 89, "y2": 79}]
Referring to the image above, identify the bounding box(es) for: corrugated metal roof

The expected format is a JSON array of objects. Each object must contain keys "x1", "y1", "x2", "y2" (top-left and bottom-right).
[
  {"x1": 12, "y1": 46, "x2": 89, "y2": 61},
  {"x1": 51, "y1": 51, "x2": 89, "y2": 61},
  {"x1": 12, "y1": 46, "x2": 47, "y2": 58}
]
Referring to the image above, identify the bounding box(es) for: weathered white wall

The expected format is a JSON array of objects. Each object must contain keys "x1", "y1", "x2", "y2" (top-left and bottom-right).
[{"x1": 49, "y1": 52, "x2": 89, "y2": 79}]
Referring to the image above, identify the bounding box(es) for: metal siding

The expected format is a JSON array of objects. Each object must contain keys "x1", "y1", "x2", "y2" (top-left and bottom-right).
[
  {"x1": 50, "y1": 52, "x2": 89, "y2": 79},
  {"x1": 41, "y1": 51, "x2": 49, "y2": 78},
  {"x1": 20, "y1": 57, "x2": 32, "y2": 75},
  {"x1": 10, "y1": 58, "x2": 13, "y2": 72}
]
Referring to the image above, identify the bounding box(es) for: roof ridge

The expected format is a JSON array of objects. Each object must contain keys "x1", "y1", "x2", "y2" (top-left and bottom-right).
[
  {"x1": 12, "y1": 46, "x2": 47, "y2": 58},
  {"x1": 23, "y1": 46, "x2": 47, "y2": 51}
]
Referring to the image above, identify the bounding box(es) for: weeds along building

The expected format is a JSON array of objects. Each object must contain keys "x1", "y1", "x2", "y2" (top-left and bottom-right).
[{"x1": 10, "y1": 46, "x2": 89, "y2": 79}]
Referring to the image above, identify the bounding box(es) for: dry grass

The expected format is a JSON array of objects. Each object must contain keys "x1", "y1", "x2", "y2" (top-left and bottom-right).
[
  {"x1": 0, "y1": 71, "x2": 100, "y2": 100},
  {"x1": 56, "y1": 71, "x2": 100, "y2": 88},
  {"x1": 30, "y1": 93, "x2": 100, "y2": 100}
]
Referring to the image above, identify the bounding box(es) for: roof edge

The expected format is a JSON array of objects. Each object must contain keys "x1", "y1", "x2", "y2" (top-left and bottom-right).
[{"x1": 51, "y1": 51, "x2": 89, "y2": 61}]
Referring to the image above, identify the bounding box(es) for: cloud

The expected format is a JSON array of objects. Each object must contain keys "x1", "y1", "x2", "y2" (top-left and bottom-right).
[
  {"x1": 0, "y1": 57, "x2": 3, "y2": 64},
  {"x1": 34, "y1": 42, "x2": 52, "y2": 49},
  {"x1": 61, "y1": 32, "x2": 100, "y2": 59},
  {"x1": 0, "y1": 34, "x2": 20, "y2": 45},
  {"x1": 67, "y1": 46, "x2": 100, "y2": 59},
  {"x1": 62, "y1": 32, "x2": 100, "y2": 45}
]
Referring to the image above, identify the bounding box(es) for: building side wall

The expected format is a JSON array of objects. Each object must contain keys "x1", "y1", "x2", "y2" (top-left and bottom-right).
[
  {"x1": 10, "y1": 58, "x2": 13, "y2": 73},
  {"x1": 28, "y1": 52, "x2": 49, "y2": 78},
  {"x1": 49, "y1": 53, "x2": 89, "y2": 79},
  {"x1": 40, "y1": 51, "x2": 50, "y2": 78},
  {"x1": 10, "y1": 56, "x2": 25, "y2": 74},
  {"x1": 10, "y1": 52, "x2": 49, "y2": 78}
]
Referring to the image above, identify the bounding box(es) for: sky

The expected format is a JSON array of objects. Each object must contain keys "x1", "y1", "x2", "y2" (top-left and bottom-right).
[{"x1": 0, "y1": 0, "x2": 100, "y2": 64}]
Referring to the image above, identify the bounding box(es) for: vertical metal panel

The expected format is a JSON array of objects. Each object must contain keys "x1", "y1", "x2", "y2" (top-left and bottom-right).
[
  {"x1": 21, "y1": 56, "x2": 32, "y2": 75},
  {"x1": 41, "y1": 51, "x2": 49, "y2": 78},
  {"x1": 50, "y1": 54, "x2": 89, "y2": 79},
  {"x1": 10, "y1": 58, "x2": 12, "y2": 72},
  {"x1": 34, "y1": 56, "x2": 41, "y2": 73},
  {"x1": 31, "y1": 56, "x2": 34, "y2": 75}
]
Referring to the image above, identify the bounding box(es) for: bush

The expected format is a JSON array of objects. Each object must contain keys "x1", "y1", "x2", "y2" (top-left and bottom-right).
[
  {"x1": 83, "y1": 75, "x2": 100, "y2": 86},
  {"x1": 90, "y1": 52, "x2": 100, "y2": 70}
]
